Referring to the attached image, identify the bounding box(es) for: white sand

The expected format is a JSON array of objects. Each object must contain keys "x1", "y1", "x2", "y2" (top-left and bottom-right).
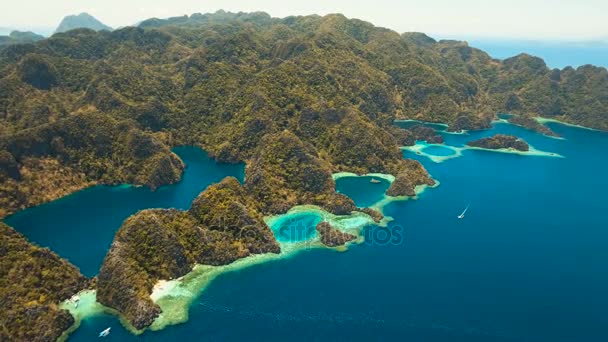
[{"x1": 332, "y1": 172, "x2": 395, "y2": 183}]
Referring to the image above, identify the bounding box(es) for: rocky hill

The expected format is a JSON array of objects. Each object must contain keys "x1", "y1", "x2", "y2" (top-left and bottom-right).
[
  {"x1": 55, "y1": 13, "x2": 112, "y2": 33},
  {"x1": 0, "y1": 223, "x2": 89, "y2": 341}
]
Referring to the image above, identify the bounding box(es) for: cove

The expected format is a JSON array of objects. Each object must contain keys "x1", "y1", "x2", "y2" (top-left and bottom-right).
[
  {"x1": 334, "y1": 175, "x2": 391, "y2": 207},
  {"x1": 3, "y1": 146, "x2": 245, "y2": 277}
]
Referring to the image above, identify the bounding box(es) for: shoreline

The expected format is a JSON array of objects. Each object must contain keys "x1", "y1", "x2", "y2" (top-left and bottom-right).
[
  {"x1": 58, "y1": 203, "x2": 387, "y2": 337},
  {"x1": 492, "y1": 118, "x2": 565, "y2": 140},
  {"x1": 465, "y1": 145, "x2": 564, "y2": 158},
  {"x1": 402, "y1": 141, "x2": 563, "y2": 163},
  {"x1": 332, "y1": 172, "x2": 395, "y2": 183},
  {"x1": 401, "y1": 142, "x2": 463, "y2": 163},
  {"x1": 331, "y1": 172, "x2": 440, "y2": 212},
  {"x1": 393, "y1": 119, "x2": 469, "y2": 135},
  {"x1": 57, "y1": 170, "x2": 440, "y2": 338},
  {"x1": 535, "y1": 117, "x2": 606, "y2": 132},
  {"x1": 148, "y1": 204, "x2": 381, "y2": 331}
]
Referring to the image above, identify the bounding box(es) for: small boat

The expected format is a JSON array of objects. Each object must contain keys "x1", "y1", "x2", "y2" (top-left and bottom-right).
[
  {"x1": 370, "y1": 178, "x2": 381, "y2": 184},
  {"x1": 99, "y1": 327, "x2": 111, "y2": 338},
  {"x1": 73, "y1": 295, "x2": 80, "y2": 308},
  {"x1": 457, "y1": 203, "x2": 470, "y2": 219}
]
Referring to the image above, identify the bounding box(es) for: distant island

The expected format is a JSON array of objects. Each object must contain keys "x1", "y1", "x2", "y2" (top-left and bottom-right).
[
  {"x1": 467, "y1": 134, "x2": 530, "y2": 151},
  {"x1": 54, "y1": 12, "x2": 112, "y2": 33},
  {"x1": 0, "y1": 10, "x2": 607, "y2": 340}
]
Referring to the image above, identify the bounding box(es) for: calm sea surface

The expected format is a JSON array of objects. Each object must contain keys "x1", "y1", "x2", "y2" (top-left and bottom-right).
[{"x1": 6, "y1": 121, "x2": 608, "y2": 341}]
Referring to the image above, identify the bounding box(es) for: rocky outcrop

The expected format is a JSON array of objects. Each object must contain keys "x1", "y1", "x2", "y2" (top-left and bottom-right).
[
  {"x1": 387, "y1": 159, "x2": 436, "y2": 197},
  {"x1": 390, "y1": 125, "x2": 444, "y2": 146},
  {"x1": 508, "y1": 115, "x2": 559, "y2": 137},
  {"x1": 96, "y1": 177, "x2": 279, "y2": 330},
  {"x1": 136, "y1": 151, "x2": 185, "y2": 190},
  {"x1": 357, "y1": 208, "x2": 384, "y2": 222},
  {"x1": 0, "y1": 223, "x2": 89, "y2": 341},
  {"x1": 447, "y1": 115, "x2": 492, "y2": 132},
  {"x1": 467, "y1": 134, "x2": 529, "y2": 151},
  {"x1": 409, "y1": 125, "x2": 444, "y2": 144},
  {"x1": 245, "y1": 130, "x2": 357, "y2": 215},
  {"x1": 316, "y1": 222, "x2": 356, "y2": 247}
]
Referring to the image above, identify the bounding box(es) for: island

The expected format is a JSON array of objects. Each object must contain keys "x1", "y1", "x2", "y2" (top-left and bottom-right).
[
  {"x1": 467, "y1": 134, "x2": 530, "y2": 151},
  {"x1": 316, "y1": 222, "x2": 357, "y2": 247}
]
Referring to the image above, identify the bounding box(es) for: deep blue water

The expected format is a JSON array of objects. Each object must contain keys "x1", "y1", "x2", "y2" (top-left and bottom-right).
[
  {"x1": 4, "y1": 146, "x2": 244, "y2": 276},
  {"x1": 468, "y1": 39, "x2": 608, "y2": 69},
  {"x1": 6, "y1": 122, "x2": 608, "y2": 341}
]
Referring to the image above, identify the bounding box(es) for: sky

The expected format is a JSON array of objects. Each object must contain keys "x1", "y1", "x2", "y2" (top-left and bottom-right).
[{"x1": 1, "y1": 0, "x2": 607, "y2": 41}]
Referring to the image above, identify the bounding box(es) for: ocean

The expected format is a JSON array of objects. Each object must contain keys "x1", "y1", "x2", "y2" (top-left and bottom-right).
[
  {"x1": 467, "y1": 39, "x2": 608, "y2": 69},
  {"x1": 6, "y1": 118, "x2": 608, "y2": 341}
]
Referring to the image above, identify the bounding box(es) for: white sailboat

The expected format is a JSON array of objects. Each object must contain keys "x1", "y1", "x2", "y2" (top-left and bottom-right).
[
  {"x1": 458, "y1": 203, "x2": 470, "y2": 219},
  {"x1": 99, "y1": 327, "x2": 111, "y2": 338}
]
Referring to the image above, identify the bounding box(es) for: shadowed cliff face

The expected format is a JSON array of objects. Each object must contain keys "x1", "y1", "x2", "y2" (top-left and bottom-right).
[
  {"x1": 96, "y1": 177, "x2": 279, "y2": 330},
  {"x1": 0, "y1": 223, "x2": 89, "y2": 342}
]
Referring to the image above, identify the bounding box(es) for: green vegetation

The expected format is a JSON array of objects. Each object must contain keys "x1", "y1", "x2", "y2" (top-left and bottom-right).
[
  {"x1": 386, "y1": 160, "x2": 436, "y2": 197},
  {"x1": 508, "y1": 114, "x2": 558, "y2": 137},
  {"x1": 467, "y1": 134, "x2": 529, "y2": 151},
  {"x1": 1, "y1": 10, "x2": 607, "y2": 339},
  {"x1": 1, "y1": 11, "x2": 605, "y2": 219},
  {"x1": 316, "y1": 221, "x2": 356, "y2": 247},
  {"x1": 97, "y1": 177, "x2": 279, "y2": 330},
  {"x1": 245, "y1": 130, "x2": 357, "y2": 214},
  {"x1": 0, "y1": 223, "x2": 89, "y2": 341},
  {"x1": 0, "y1": 112, "x2": 184, "y2": 218}
]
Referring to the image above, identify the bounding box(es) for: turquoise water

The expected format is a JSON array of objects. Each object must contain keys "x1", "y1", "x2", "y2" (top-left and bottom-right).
[
  {"x1": 421, "y1": 145, "x2": 457, "y2": 156},
  {"x1": 335, "y1": 176, "x2": 391, "y2": 207},
  {"x1": 4, "y1": 146, "x2": 244, "y2": 276},
  {"x1": 270, "y1": 213, "x2": 322, "y2": 242},
  {"x1": 7, "y1": 121, "x2": 608, "y2": 341}
]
